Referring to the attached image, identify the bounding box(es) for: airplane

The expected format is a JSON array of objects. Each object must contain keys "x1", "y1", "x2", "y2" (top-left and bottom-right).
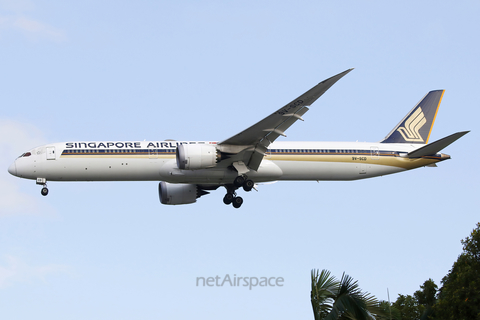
[{"x1": 8, "y1": 69, "x2": 469, "y2": 208}]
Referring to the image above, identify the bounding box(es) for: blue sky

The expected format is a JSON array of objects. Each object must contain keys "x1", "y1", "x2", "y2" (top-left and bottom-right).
[{"x1": 1, "y1": 1, "x2": 479, "y2": 319}]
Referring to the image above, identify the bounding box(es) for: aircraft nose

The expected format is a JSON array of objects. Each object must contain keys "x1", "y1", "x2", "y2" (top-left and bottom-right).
[{"x1": 8, "y1": 161, "x2": 17, "y2": 176}]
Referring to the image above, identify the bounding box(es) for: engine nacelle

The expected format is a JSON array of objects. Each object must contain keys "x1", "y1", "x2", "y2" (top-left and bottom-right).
[
  {"x1": 159, "y1": 181, "x2": 205, "y2": 205},
  {"x1": 176, "y1": 144, "x2": 219, "y2": 170}
]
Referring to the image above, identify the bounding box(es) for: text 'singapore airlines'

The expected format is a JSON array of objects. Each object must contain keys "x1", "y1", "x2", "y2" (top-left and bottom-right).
[{"x1": 8, "y1": 69, "x2": 469, "y2": 208}]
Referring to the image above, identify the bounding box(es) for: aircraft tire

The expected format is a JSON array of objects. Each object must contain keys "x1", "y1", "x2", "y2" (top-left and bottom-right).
[
  {"x1": 243, "y1": 179, "x2": 254, "y2": 192},
  {"x1": 232, "y1": 196, "x2": 243, "y2": 208},
  {"x1": 233, "y1": 176, "x2": 245, "y2": 188},
  {"x1": 223, "y1": 193, "x2": 234, "y2": 205},
  {"x1": 41, "y1": 187, "x2": 49, "y2": 196}
]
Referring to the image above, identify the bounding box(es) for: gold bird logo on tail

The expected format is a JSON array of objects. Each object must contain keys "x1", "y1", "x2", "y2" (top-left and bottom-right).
[{"x1": 397, "y1": 107, "x2": 426, "y2": 142}]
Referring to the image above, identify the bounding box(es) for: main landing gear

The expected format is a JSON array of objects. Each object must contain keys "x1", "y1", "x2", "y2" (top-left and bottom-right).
[
  {"x1": 223, "y1": 176, "x2": 254, "y2": 209},
  {"x1": 223, "y1": 192, "x2": 243, "y2": 208},
  {"x1": 233, "y1": 175, "x2": 254, "y2": 192}
]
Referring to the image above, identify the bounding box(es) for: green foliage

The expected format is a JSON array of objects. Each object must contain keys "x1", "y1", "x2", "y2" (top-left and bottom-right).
[
  {"x1": 386, "y1": 223, "x2": 480, "y2": 320},
  {"x1": 392, "y1": 294, "x2": 423, "y2": 320},
  {"x1": 434, "y1": 223, "x2": 480, "y2": 320},
  {"x1": 376, "y1": 300, "x2": 401, "y2": 320},
  {"x1": 461, "y1": 222, "x2": 480, "y2": 261},
  {"x1": 311, "y1": 269, "x2": 338, "y2": 320},
  {"x1": 310, "y1": 223, "x2": 480, "y2": 320},
  {"x1": 414, "y1": 279, "x2": 437, "y2": 320},
  {"x1": 389, "y1": 280, "x2": 437, "y2": 320},
  {"x1": 310, "y1": 269, "x2": 385, "y2": 320},
  {"x1": 414, "y1": 279, "x2": 437, "y2": 307}
]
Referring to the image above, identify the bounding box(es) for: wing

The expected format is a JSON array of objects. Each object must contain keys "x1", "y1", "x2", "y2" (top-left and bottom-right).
[{"x1": 217, "y1": 68, "x2": 353, "y2": 171}]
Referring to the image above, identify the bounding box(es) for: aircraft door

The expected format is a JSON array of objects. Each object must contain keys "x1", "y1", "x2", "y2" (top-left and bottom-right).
[
  {"x1": 149, "y1": 149, "x2": 158, "y2": 159},
  {"x1": 46, "y1": 146, "x2": 56, "y2": 160}
]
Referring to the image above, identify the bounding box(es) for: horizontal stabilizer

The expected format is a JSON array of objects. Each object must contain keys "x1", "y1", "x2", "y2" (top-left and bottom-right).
[{"x1": 407, "y1": 131, "x2": 469, "y2": 158}]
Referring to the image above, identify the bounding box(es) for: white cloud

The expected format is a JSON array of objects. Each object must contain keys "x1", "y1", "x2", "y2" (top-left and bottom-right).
[
  {"x1": 0, "y1": 0, "x2": 66, "y2": 42},
  {"x1": 12, "y1": 16, "x2": 66, "y2": 42},
  {"x1": 0, "y1": 119, "x2": 53, "y2": 217},
  {"x1": 0, "y1": 15, "x2": 66, "y2": 42},
  {"x1": 0, "y1": 182, "x2": 45, "y2": 217},
  {"x1": 0, "y1": 119, "x2": 46, "y2": 160},
  {"x1": 0, "y1": 255, "x2": 70, "y2": 288}
]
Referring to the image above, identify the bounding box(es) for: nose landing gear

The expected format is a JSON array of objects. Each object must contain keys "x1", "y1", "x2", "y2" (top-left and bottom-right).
[
  {"x1": 36, "y1": 178, "x2": 49, "y2": 196},
  {"x1": 41, "y1": 187, "x2": 49, "y2": 196}
]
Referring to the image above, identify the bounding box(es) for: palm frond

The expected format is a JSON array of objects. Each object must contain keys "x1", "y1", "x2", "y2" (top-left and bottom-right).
[
  {"x1": 311, "y1": 269, "x2": 339, "y2": 320},
  {"x1": 311, "y1": 270, "x2": 387, "y2": 320}
]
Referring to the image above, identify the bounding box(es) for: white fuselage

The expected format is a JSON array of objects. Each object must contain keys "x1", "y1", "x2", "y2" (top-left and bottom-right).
[{"x1": 9, "y1": 140, "x2": 444, "y2": 186}]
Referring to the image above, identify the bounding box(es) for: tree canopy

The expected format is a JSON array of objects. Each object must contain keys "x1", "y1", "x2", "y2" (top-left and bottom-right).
[
  {"x1": 310, "y1": 223, "x2": 480, "y2": 320},
  {"x1": 434, "y1": 222, "x2": 480, "y2": 320},
  {"x1": 389, "y1": 223, "x2": 480, "y2": 320}
]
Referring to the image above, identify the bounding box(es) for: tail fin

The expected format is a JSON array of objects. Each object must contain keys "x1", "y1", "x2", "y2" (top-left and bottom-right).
[{"x1": 381, "y1": 90, "x2": 444, "y2": 144}]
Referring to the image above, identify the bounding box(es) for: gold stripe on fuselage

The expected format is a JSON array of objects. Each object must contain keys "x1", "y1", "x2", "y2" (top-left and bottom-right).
[{"x1": 267, "y1": 154, "x2": 440, "y2": 170}]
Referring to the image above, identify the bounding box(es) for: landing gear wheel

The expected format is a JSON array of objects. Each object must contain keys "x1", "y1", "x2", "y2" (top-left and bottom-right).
[
  {"x1": 232, "y1": 196, "x2": 243, "y2": 208},
  {"x1": 243, "y1": 179, "x2": 254, "y2": 192},
  {"x1": 41, "y1": 187, "x2": 49, "y2": 196},
  {"x1": 233, "y1": 176, "x2": 245, "y2": 188},
  {"x1": 223, "y1": 193, "x2": 234, "y2": 205}
]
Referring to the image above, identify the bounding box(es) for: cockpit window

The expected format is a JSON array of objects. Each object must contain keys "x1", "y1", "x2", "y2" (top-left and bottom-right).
[{"x1": 17, "y1": 152, "x2": 31, "y2": 158}]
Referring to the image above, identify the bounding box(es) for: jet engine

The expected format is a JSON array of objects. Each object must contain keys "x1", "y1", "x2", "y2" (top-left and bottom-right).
[
  {"x1": 176, "y1": 144, "x2": 220, "y2": 170},
  {"x1": 158, "y1": 181, "x2": 209, "y2": 205}
]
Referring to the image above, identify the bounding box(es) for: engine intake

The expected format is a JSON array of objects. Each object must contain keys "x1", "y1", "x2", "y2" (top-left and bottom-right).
[
  {"x1": 176, "y1": 144, "x2": 220, "y2": 170},
  {"x1": 158, "y1": 181, "x2": 209, "y2": 205}
]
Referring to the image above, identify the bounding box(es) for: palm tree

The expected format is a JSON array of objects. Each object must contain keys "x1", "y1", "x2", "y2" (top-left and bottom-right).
[
  {"x1": 311, "y1": 269, "x2": 338, "y2": 319},
  {"x1": 311, "y1": 269, "x2": 384, "y2": 320}
]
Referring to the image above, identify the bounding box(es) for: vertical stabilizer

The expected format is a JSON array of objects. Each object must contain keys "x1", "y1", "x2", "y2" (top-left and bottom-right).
[{"x1": 381, "y1": 90, "x2": 444, "y2": 144}]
